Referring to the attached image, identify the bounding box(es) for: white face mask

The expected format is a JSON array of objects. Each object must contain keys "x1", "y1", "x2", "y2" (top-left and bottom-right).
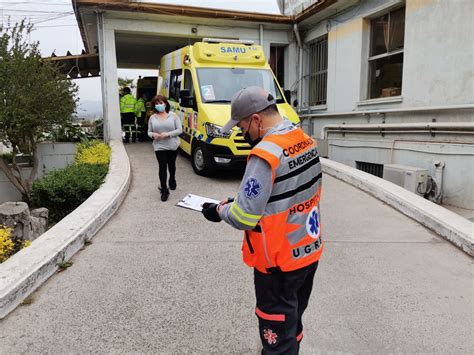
[{"x1": 155, "y1": 103, "x2": 166, "y2": 112}]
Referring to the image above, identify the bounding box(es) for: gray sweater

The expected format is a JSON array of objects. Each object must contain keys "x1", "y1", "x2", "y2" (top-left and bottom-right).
[{"x1": 148, "y1": 112, "x2": 183, "y2": 151}]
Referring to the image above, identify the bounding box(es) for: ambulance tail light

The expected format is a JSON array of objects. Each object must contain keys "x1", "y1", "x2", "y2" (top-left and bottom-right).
[{"x1": 205, "y1": 123, "x2": 232, "y2": 138}]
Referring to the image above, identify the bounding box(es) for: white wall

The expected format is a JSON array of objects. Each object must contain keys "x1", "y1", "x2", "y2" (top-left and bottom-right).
[
  {"x1": 299, "y1": 0, "x2": 474, "y2": 209},
  {"x1": 98, "y1": 14, "x2": 122, "y2": 141},
  {"x1": 302, "y1": 0, "x2": 473, "y2": 111},
  {"x1": 402, "y1": 0, "x2": 474, "y2": 106},
  {"x1": 327, "y1": 135, "x2": 474, "y2": 209},
  {"x1": 0, "y1": 143, "x2": 76, "y2": 204}
]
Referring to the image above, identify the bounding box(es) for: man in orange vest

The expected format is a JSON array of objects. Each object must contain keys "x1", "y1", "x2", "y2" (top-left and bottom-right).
[{"x1": 201, "y1": 86, "x2": 323, "y2": 354}]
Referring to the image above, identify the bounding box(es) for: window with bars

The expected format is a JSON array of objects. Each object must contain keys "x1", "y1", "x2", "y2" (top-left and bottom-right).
[
  {"x1": 308, "y1": 35, "x2": 328, "y2": 106},
  {"x1": 368, "y1": 7, "x2": 405, "y2": 99},
  {"x1": 269, "y1": 46, "x2": 285, "y2": 88}
]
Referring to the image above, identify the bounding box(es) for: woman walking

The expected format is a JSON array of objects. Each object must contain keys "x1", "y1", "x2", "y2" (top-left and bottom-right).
[{"x1": 148, "y1": 95, "x2": 182, "y2": 201}]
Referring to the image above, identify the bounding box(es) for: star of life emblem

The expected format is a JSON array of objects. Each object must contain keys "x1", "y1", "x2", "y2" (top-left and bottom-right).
[
  {"x1": 244, "y1": 177, "x2": 261, "y2": 199},
  {"x1": 263, "y1": 328, "x2": 278, "y2": 345},
  {"x1": 306, "y1": 206, "x2": 321, "y2": 239}
]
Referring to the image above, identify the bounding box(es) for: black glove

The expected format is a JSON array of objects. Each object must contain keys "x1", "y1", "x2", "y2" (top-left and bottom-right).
[{"x1": 202, "y1": 202, "x2": 221, "y2": 222}]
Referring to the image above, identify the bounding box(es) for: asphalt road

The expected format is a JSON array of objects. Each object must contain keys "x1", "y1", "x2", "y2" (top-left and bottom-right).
[{"x1": 0, "y1": 143, "x2": 472, "y2": 354}]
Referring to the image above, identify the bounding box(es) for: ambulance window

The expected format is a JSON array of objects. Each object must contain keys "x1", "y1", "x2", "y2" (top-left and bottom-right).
[
  {"x1": 183, "y1": 69, "x2": 195, "y2": 97},
  {"x1": 196, "y1": 68, "x2": 284, "y2": 103},
  {"x1": 169, "y1": 69, "x2": 182, "y2": 102}
]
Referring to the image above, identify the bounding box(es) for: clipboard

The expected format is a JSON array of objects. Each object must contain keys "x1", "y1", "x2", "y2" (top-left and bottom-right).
[{"x1": 177, "y1": 193, "x2": 220, "y2": 212}]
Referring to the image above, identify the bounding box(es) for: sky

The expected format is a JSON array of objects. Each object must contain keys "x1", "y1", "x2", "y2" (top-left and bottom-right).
[{"x1": 0, "y1": 0, "x2": 281, "y2": 115}]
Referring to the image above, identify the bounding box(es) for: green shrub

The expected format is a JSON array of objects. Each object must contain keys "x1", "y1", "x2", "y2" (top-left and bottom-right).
[
  {"x1": 0, "y1": 153, "x2": 13, "y2": 164},
  {"x1": 31, "y1": 164, "x2": 108, "y2": 223}
]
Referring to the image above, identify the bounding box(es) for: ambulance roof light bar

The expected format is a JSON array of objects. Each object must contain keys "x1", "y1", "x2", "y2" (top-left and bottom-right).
[{"x1": 202, "y1": 38, "x2": 255, "y2": 45}]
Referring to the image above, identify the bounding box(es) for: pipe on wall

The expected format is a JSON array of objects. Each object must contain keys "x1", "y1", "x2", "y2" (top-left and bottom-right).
[
  {"x1": 301, "y1": 104, "x2": 474, "y2": 118},
  {"x1": 433, "y1": 161, "x2": 446, "y2": 204},
  {"x1": 293, "y1": 24, "x2": 303, "y2": 109},
  {"x1": 322, "y1": 123, "x2": 474, "y2": 139}
]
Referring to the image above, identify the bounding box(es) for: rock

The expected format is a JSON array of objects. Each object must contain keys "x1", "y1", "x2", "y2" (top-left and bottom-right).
[
  {"x1": 0, "y1": 202, "x2": 31, "y2": 241},
  {"x1": 30, "y1": 208, "x2": 49, "y2": 241},
  {"x1": 31, "y1": 208, "x2": 49, "y2": 219},
  {"x1": 0, "y1": 203, "x2": 49, "y2": 241}
]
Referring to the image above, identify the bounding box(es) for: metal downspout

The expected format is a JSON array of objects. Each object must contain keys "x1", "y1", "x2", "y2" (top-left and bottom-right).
[
  {"x1": 433, "y1": 161, "x2": 446, "y2": 204},
  {"x1": 293, "y1": 24, "x2": 303, "y2": 111}
]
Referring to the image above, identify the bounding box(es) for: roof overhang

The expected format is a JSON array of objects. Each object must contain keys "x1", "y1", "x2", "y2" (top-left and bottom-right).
[
  {"x1": 73, "y1": 0, "x2": 340, "y2": 53},
  {"x1": 74, "y1": 0, "x2": 293, "y2": 53},
  {"x1": 47, "y1": 51, "x2": 100, "y2": 79},
  {"x1": 50, "y1": 0, "x2": 345, "y2": 74}
]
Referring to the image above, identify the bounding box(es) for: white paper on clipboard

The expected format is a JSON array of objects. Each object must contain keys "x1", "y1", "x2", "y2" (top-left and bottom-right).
[{"x1": 177, "y1": 193, "x2": 220, "y2": 212}]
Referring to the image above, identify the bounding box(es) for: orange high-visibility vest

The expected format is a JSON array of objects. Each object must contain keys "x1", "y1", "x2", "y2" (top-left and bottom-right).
[{"x1": 242, "y1": 127, "x2": 323, "y2": 273}]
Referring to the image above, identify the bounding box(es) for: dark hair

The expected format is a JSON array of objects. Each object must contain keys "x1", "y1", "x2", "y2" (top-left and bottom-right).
[
  {"x1": 151, "y1": 94, "x2": 170, "y2": 113},
  {"x1": 258, "y1": 103, "x2": 279, "y2": 117},
  {"x1": 122, "y1": 87, "x2": 131, "y2": 94}
]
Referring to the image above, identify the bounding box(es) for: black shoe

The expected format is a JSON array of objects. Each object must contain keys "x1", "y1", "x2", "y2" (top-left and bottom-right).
[
  {"x1": 160, "y1": 187, "x2": 170, "y2": 202},
  {"x1": 169, "y1": 179, "x2": 177, "y2": 190}
]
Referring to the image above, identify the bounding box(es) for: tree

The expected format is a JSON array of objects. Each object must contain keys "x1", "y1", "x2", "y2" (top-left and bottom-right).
[
  {"x1": 118, "y1": 77, "x2": 135, "y2": 92},
  {"x1": 0, "y1": 21, "x2": 78, "y2": 203}
]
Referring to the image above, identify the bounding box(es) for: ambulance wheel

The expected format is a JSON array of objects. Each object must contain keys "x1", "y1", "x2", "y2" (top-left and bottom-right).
[{"x1": 191, "y1": 141, "x2": 215, "y2": 176}]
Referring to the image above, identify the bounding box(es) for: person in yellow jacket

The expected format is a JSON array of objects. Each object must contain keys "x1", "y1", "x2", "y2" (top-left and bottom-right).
[
  {"x1": 135, "y1": 93, "x2": 148, "y2": 141},
  {"x1": 201, "y1": 87, "x2": 323, "y2": 355},
  {"x1": 120, "y1": 87, "x2": 137, "y2": 143}
]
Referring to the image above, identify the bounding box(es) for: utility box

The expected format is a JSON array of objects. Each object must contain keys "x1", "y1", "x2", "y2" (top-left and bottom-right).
[{"x1": 383, "y1": 164, "x2": 428, "y2": 196}]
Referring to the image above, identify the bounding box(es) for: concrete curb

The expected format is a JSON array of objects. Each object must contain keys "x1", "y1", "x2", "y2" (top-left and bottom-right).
[
  {"x1": 321, "y1": 158, "x2": 473, "y2": 256},
  {"x1": 0, "y1": 139, "x2": 130, "y2": 319}
]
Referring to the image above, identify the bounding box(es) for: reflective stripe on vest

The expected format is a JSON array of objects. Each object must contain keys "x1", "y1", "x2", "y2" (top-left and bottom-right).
[{"x1": 242, "y1": 127, "x2": 323, "y2": 273}]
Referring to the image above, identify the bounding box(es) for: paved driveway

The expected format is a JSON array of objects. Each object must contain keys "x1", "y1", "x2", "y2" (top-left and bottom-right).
[{"x1": 1, "y1": 143, "x2": 472, "y2": 354}]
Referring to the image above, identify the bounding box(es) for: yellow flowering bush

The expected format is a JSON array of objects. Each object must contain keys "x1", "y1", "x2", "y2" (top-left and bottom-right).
[
  {"x1": 75, "y1": 140, "x2": 111, "y2": 165},
  {"x1": 0, "y1": 226, "x2": 14, "y2": 263},
  {"x1": 0, "y1": 225, "x2": 29, "y2": 263}
]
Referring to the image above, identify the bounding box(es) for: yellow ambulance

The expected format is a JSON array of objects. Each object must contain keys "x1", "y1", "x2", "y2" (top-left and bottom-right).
[{"x1": 159, "y1": 38, "x2": 299, "y2": 175}]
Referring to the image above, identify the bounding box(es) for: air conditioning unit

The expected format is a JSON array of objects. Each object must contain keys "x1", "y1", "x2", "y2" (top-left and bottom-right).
[{"x1": 383, "y1": 164, "x2": 428, "y2": 196}]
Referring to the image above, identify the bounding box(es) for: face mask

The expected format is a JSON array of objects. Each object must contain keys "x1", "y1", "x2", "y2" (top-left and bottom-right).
[
  {"x1": 155, "y1": 103, "x2": 166, "y2": 112},
  {"x1": 243, "y1": 118, "x2": 262, "y2": 148}
]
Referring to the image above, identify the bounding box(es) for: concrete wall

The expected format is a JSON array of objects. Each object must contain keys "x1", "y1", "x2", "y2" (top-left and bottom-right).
[
  {"x1": 402, "y1": 0, "x2": 473, "y2": 106},
  {"x1": 0, "y1": 143, "x2": 76, "y2": 204},
  {"x1": 327, "y1": 134, "x2": 474, "y2": 209},
  {"x1": 98, "y1": 14, "x2": 122, "y2": 141},
  {"x1": 0, "y1": 143, "x2": 10, "y2": 155},
  {"x1": 299, "y1": 0, "x2": 474, "y2": 118},
  {"x1": 36, "y1": 142, "x2": 76, "y2": 178},
  {"x1": 0, "y1": 170, "x2": 27, "y2": 202},
  {"x1": 297, "y1": 0, "x2": 474, "y2": 209}
]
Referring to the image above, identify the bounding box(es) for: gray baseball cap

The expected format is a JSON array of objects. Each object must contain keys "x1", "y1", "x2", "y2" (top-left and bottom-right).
[{"x1": 221, "y1": 86, "x2": 276, "y2": 133}]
